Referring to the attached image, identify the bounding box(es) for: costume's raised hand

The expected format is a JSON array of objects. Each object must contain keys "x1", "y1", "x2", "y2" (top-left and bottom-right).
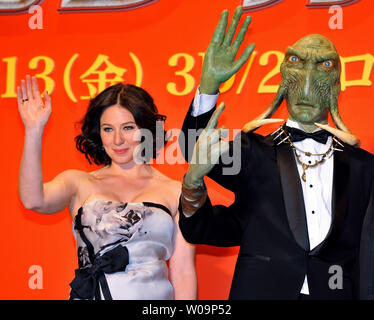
[
  {"x1": 200, "y1": 6, "x2": 255, "y2": 95},
  {"x1": 17, "y1": 75, "x2": 51, "y2": 130},
  {"x1": 184, "y1": 103, "x2": 230, "y2": 188}
]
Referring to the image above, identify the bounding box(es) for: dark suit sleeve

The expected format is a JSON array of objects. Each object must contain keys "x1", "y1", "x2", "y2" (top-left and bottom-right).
[
  {"x1": 178, "y1": 99, "x2": 241, "y2": 192},
  {"x1": 359, "y1": 180, "x2": 374, "y2": 299},
  {"x1": 178, "y1": 195, "x2": 243, "y2": 247},
  {"x1": 179, "y1": 99, "x2": 216, "y2": 163},
  {"x1": 178, "y1": 98, "x2": 252, "y2": 246}
]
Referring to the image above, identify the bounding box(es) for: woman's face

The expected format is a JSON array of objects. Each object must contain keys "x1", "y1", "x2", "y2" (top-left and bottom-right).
[{"x1": 100, "y1": 104, "x2": 140, "y2": 165}]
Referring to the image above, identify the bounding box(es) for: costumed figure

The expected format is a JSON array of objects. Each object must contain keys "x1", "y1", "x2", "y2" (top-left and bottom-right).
[{"x1": 178, "y1": 6, "x2": 374, "y2": 300}]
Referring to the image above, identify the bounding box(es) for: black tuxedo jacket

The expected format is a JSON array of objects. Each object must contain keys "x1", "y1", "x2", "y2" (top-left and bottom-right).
[{"x1": 178, "y1": 101, "x2": 374, "y2": 300}]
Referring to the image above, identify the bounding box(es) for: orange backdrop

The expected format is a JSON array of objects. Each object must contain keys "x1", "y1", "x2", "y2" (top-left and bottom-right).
[{"x1": 1, "y1": 0, "x2": 373, "y2": 299}]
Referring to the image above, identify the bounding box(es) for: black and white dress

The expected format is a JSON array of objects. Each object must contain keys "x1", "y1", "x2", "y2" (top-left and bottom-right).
[{"x1": 69, "y1": 200, "x2": 176, "y2": 300}]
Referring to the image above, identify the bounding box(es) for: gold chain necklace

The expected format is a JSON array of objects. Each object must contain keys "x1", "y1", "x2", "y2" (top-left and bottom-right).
[
  {"x1": 294, "y1": 149, "x2": 332, "y2": 182},
  {"x1": 272, "y1": 126, "x2": 342, "y2": 182}
]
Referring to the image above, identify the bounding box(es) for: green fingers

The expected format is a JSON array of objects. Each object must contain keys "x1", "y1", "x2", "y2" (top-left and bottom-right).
[
  {"x1": 206, "y1": 102, "x2": 225, "y2": 130},
  {"x1": 200, "y1": 7, "x2": 254, "y2": 95},
  {"x1": 232, "y1": 43, "x2": 255, "y2": 74},
  {"x1": 222, "y1": 6, "x2": 243, "y2": 47},
  {"x1": 211, "y1": 10, "x2": 229, "y2": 45}
]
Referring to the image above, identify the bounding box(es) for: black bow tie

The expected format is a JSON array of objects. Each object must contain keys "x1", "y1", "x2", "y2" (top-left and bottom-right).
[{"x1": 285, "y1": 126, "x2": 332, "y2": 144}]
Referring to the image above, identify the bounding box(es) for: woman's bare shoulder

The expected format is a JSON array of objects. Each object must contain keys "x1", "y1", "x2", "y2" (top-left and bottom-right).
[
  {"x1": 54, "y1": 169, "x2": 100, "y2": 188},
  {"x1": 61, "y1": 169, "x2": 102, "y2": 216},
  {"x1": 56, "y1": 169, "x2": 91, "y2": 180},
  {"x1": 153, "y1": 169, "x2": 181, "y2": 187},
  {"x1": 151, "y1": 169, "x2": 182, "y2": 206}
]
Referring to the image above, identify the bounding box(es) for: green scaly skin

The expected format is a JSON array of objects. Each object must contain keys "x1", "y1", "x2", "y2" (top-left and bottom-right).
[
  {"x1": 186, "y1": 8, "x2": 345, "y2": 188},
  {"x1": 279, "y1": 34, "x2": 341, "y2": 133}
]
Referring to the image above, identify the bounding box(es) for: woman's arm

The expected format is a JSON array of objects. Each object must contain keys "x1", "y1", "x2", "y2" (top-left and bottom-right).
[
  {"x1": 18, "y1": 75, "x2": 77, "y2": 214},
  {"x1": 169, "y1": 211, "x2": 197, "y2": 300}
]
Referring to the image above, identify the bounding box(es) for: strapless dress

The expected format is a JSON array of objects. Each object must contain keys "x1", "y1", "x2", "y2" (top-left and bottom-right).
[{"x1": 69, "y1": 200, "x2": 176, "y2": 300}]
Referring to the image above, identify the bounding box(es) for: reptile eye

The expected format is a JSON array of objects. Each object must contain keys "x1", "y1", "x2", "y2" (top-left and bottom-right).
[
  {"x1": 288, "y1": 55, "x2": 299, "y2": 63},
  {"x1": 323, "y1": 60, "x2": 334, "y2": 68}
]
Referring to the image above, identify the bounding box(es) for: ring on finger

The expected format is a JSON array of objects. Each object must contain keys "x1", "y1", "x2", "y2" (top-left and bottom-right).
[{"x1": 22, "y1": 98, "x2": 29, "y2": 103}]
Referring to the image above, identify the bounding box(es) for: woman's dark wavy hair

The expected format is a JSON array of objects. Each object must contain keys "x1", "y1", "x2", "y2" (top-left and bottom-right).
[{"x1": 75, "y1": 83, "x2": 168, "y2": 165}]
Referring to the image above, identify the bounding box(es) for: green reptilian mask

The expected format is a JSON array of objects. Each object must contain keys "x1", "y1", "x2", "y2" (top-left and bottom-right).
[
  {"x1": 248, "y1": 33, "x2": 355, "y2": 142},
  {"x1": 280, "y1": 34, "x2": 341, "y2": 132}
]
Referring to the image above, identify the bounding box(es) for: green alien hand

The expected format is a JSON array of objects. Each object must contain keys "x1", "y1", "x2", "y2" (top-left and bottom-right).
[
  {"x1": 184, "y1": 103, "x2": 230, "y2": 188},
  {"x1": 200, "y1": 6, "x2": 255, "y2": 95}
]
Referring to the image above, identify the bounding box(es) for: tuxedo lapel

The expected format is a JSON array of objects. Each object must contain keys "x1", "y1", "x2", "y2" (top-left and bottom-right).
[
  {"x1": 327, "y1": 148, "x2": 350, "y2": 242},
  {"x1": 331, "y1": 148, "x2": 350, "y2": 233},
  {"x1": 276, "y1": 143, "x2": 310, "y2": 251}
]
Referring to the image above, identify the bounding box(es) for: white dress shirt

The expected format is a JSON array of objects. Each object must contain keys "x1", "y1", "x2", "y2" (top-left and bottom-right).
[{"x1": 191, "y1": 87, "x2": 334, "y2": 295}]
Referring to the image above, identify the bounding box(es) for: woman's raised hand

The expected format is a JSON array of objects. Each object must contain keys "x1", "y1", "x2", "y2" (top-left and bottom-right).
[{"x1": 17, "y1": 75, "x2": 51, "y2": 130}]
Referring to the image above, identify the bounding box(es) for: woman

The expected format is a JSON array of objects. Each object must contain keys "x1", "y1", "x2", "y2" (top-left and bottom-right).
[{"x1": 17, "y1": 75, "x2": 197, "y2": 300}]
